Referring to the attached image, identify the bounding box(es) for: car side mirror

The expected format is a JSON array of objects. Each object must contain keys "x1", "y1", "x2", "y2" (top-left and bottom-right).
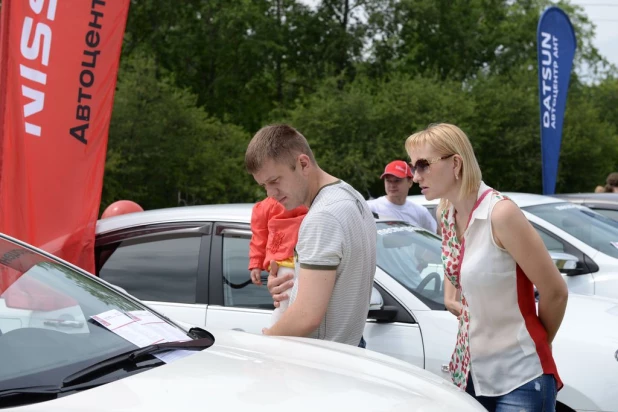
[
  {"x1": 367, "y1": 286, "x2": 397, "y2": 323},
  {"x1": 549, "y1": 252, "x2": 584, "y2": 276}
]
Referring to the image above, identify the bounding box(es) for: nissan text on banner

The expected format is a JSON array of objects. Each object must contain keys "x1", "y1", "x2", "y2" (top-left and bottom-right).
[
  {"x1": 537, "y1": 6, "x2": 576, "y2": 195},
  {"x1": 0, "y1": 0, "x2": 131, "y2": 276}
]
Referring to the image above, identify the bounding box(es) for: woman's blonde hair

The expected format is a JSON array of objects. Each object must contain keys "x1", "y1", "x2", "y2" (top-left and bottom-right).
[{"x1": 405, "y1": 123, "x2": 482, "y2": 216}]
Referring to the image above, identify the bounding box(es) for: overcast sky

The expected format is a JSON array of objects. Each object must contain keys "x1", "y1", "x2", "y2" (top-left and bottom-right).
[{"x1": 577, "y1": 1, "x2": 618, "y2": 70}]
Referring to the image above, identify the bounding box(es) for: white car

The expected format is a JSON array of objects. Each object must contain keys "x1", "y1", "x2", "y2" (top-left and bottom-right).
[
  {"x1": 407, "y1": 193, "x2": 618, "y2": 300},
  {"x1": 95, "y1": 204, "x2": 618, "y2": 412},
  {"x1": 0, "y1": 231, "x2": 484, "y2": 411}
]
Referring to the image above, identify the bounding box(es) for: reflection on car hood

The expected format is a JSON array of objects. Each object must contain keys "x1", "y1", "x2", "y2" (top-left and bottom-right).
[{"x1": 14, "y1": 328, "x2": 483, "y2": 412}]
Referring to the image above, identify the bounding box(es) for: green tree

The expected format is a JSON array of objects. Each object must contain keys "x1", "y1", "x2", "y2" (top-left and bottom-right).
[
  {"x1": 281, "y1": 74, "x2": 474, "y2": 197},
  {"x1": 102, "y1": 0, "x2": 618, "y2": 205},
  {"x1": 103, "y1": 54, "x2": 256, "y2": 212},
  {"x1": 363, "y1": 0, "x2": 612, "y2": 82},
  {"x1": 122, "y1": 0, "x2": 280, "y2": 131},
  {"x1": 121, "y1": 0, "x2": 375, "y2": 131},
  {"x1": 458, "y1": 67, "x2": 618, "y2": 193}
]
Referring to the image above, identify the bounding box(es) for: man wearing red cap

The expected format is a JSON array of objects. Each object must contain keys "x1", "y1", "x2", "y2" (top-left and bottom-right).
[{"x1": 367, "y1": 160, "x2": 437, "y2": 232}]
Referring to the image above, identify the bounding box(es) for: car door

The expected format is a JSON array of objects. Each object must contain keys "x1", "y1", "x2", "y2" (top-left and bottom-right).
[
  {"x1": 525, "y1": 217, "x2": 597, "y2": 296},
  {"x1": 205, "y1": 223, "x2": 274, "y2": 333},
  {"x1": 95, "y1": 223, "x2": 211, "y2": 327},
  {"x1": 365, "y1": 276, "x2": 425, "y2": 369},
  {"x1": 206, "y1": 221, "x2": 427, "y2": 368}
]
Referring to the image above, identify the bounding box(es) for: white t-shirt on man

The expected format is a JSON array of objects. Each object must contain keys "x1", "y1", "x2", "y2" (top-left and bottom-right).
[{"x1": 367, "y1": 196, "x2": 437, "y2": 232}]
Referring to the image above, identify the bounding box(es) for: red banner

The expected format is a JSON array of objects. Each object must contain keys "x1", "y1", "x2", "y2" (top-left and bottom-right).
[{"x1": 0, "y1": 0, "x2": 130, "y2": 274}]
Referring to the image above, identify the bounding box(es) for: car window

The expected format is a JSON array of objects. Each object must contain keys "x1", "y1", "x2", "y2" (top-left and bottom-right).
[
  {"x1": 525, "y1": 203, "x2": 618, "y2": 259},
  {"x1": 595, "y1": 208, "x2": 618, "y2": 222},
  {"x1": 221, "y1": 236, "x2": 274, "y2": 310},
  {"x1": 0, "y1": 235, "x2": 194, "y2": 395},
  {"x1": 98, "y1": 235, "x2": 201, "y2": 304},
  {"x1": 376, "y1": 222, "x2": 444, "y2": 309},
  {"x1": 534, "y1": 227, "x2": 565, "y2": 253},
  {"x1": 426, "y1": 206, "x2": 438, "y2": 224}
]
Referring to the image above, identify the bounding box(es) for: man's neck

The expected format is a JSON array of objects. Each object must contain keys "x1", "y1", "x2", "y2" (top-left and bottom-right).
[
  {"x1": 306, "y1": 169, "x2": 339, "y2": 207},
  {"x1": 386, "y1": 195, "x2": 406, "y2": 206}
]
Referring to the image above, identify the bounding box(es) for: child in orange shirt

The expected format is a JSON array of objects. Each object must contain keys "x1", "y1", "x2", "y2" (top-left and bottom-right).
[{"x1": 249, "y1": 197, "x2": 308, "y2": 325}]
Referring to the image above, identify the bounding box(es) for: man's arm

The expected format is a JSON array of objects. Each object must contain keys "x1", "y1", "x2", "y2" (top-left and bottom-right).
[
  {"x1": 264, "y1": 210, "x2": 342, "y2": 336},
  {"x1": 263, "y1": 267, "x2": 336, "y2": 336}
]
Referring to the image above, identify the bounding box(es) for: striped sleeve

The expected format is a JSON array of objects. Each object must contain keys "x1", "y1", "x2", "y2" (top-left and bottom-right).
[{"x1": 297, "y1": 211, "x2": 343, "y2": 270}]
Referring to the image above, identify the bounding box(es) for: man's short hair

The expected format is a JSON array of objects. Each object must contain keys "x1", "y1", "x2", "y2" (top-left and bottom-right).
[{"x1": 245, "y1": 124, "x2": 316, "y2": 173}]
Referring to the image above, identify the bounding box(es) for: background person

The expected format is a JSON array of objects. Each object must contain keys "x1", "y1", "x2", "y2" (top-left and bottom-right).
[{"x1": 367, "y1": 160, "x2": 437, "y2": 233}]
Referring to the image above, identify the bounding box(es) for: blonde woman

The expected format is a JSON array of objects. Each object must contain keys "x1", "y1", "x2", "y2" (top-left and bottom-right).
[{"x1": 405, "y1": 123, "x2": 568, "y2": 411}]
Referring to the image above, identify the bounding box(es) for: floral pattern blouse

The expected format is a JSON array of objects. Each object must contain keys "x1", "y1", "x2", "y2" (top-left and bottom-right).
[{"x1": 440, "y1": 189, "x2": 503, "y2": 390}]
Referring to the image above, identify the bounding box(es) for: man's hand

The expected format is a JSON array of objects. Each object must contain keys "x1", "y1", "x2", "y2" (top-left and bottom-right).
[
  {"x1": 267, "y1": 260, "x2": 294, "y2": 308},
  {"x1": 250, "y1": 268, "x2": 262, "y2": 286}
]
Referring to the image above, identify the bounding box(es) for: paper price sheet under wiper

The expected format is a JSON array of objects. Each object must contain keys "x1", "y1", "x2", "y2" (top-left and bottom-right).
[{"x1": 91, "y1": 309, "x2": 195, "y2": 363}]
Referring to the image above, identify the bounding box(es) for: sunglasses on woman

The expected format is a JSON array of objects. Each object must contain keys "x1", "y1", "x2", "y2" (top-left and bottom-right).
[{"x1": 409, "y1": 154, "x2": 454, "y2": 175}]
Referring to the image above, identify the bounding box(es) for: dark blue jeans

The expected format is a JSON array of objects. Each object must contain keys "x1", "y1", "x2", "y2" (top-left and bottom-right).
[
  {"x1": 466, "y1": 373, "x2": 557, "y2": 412},
  {"x1": 358, "y1": 336, "x2": 366, "y2": 348}
]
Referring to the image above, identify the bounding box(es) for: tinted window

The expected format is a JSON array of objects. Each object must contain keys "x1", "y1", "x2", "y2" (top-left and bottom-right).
[
  {"x1": 534, "y1": 228, "x2": 565, "y2": 253},
  {"x1": 595, "y1": 208, "x2": 618, "y2": 222},
  {"x1": 221, "y1": 236, "x2": 274, "y2": 309},
  {"x1": 525, "y1": 203, "x2": 618, "y2": 259},
  {"x1": 376, "y1": 222, "x2": 444, "y2": 309},
  {"x1": 99, "y1": 235, "x2": 200, "y2": 303}
]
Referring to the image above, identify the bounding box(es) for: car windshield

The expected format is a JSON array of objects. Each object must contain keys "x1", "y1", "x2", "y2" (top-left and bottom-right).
[
  {"x1": 524, "y1": 203, "x2": 618, "y2": 259},
  {"x1": 0, "y1": 234, "x2": 189, "y2": 392},
  {"x1": 376, "y1": 222, "x2": 444, "y2": 309}
]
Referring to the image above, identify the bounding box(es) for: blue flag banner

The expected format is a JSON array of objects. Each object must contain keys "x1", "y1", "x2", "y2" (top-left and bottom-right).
[{"x1": 537, "y1": 6, "x2": 577, "y2": 195}]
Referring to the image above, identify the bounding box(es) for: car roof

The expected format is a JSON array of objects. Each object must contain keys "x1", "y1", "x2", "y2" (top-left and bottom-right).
[
  {"x1": 407, "y1": 192, "x2": 566, "y2": 208},
  {"x1": 553, "y1": 193, "x2": 618, "y2": 204},
  {"x1": 95, "y1": 203, "x2": 418, "y2": 236},
  {"x1": 96, "y1": 203, "x2": 256, "y2": 235}
]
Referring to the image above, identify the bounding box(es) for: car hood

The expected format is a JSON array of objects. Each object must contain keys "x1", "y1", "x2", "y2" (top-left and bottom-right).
[{"x1": 15, "y1": 329, "x2": 483, "y2": 412}]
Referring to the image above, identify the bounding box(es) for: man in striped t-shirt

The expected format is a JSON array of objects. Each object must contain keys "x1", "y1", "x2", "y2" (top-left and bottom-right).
[{"x1": 245, "y1": 124, "x2": 376, "y2": 347}]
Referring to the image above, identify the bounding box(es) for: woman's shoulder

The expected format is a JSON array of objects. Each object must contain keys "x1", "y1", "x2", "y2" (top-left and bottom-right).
[{"x1": 489, "y1": 194, "x2": 523, "y2": 227}]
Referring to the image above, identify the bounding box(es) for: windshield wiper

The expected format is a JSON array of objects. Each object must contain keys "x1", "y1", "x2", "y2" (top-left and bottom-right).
[
  {"x1": 0, "y1": 330, "x2": 214, "y2": 407},
  {"x1": 0, "y1": 385, "x2": 59, "y2": 397},
  {"x1": 0, "y1": 341, "x2": 205, "y2": 405},
  {"x1": 0, "y1": 381, "x2": 112, "y2": 407},
  {"x1": 0, "y1": 386, "x2": 61, "y2": 407},
  {"x1": 62, "y1": 337, "x2": 214, "y2": 387}
]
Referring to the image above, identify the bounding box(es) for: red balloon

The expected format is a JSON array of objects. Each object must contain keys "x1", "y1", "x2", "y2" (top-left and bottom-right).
[{"x1": 101, "y1": 200, "x2": 144, "y2": 219}]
